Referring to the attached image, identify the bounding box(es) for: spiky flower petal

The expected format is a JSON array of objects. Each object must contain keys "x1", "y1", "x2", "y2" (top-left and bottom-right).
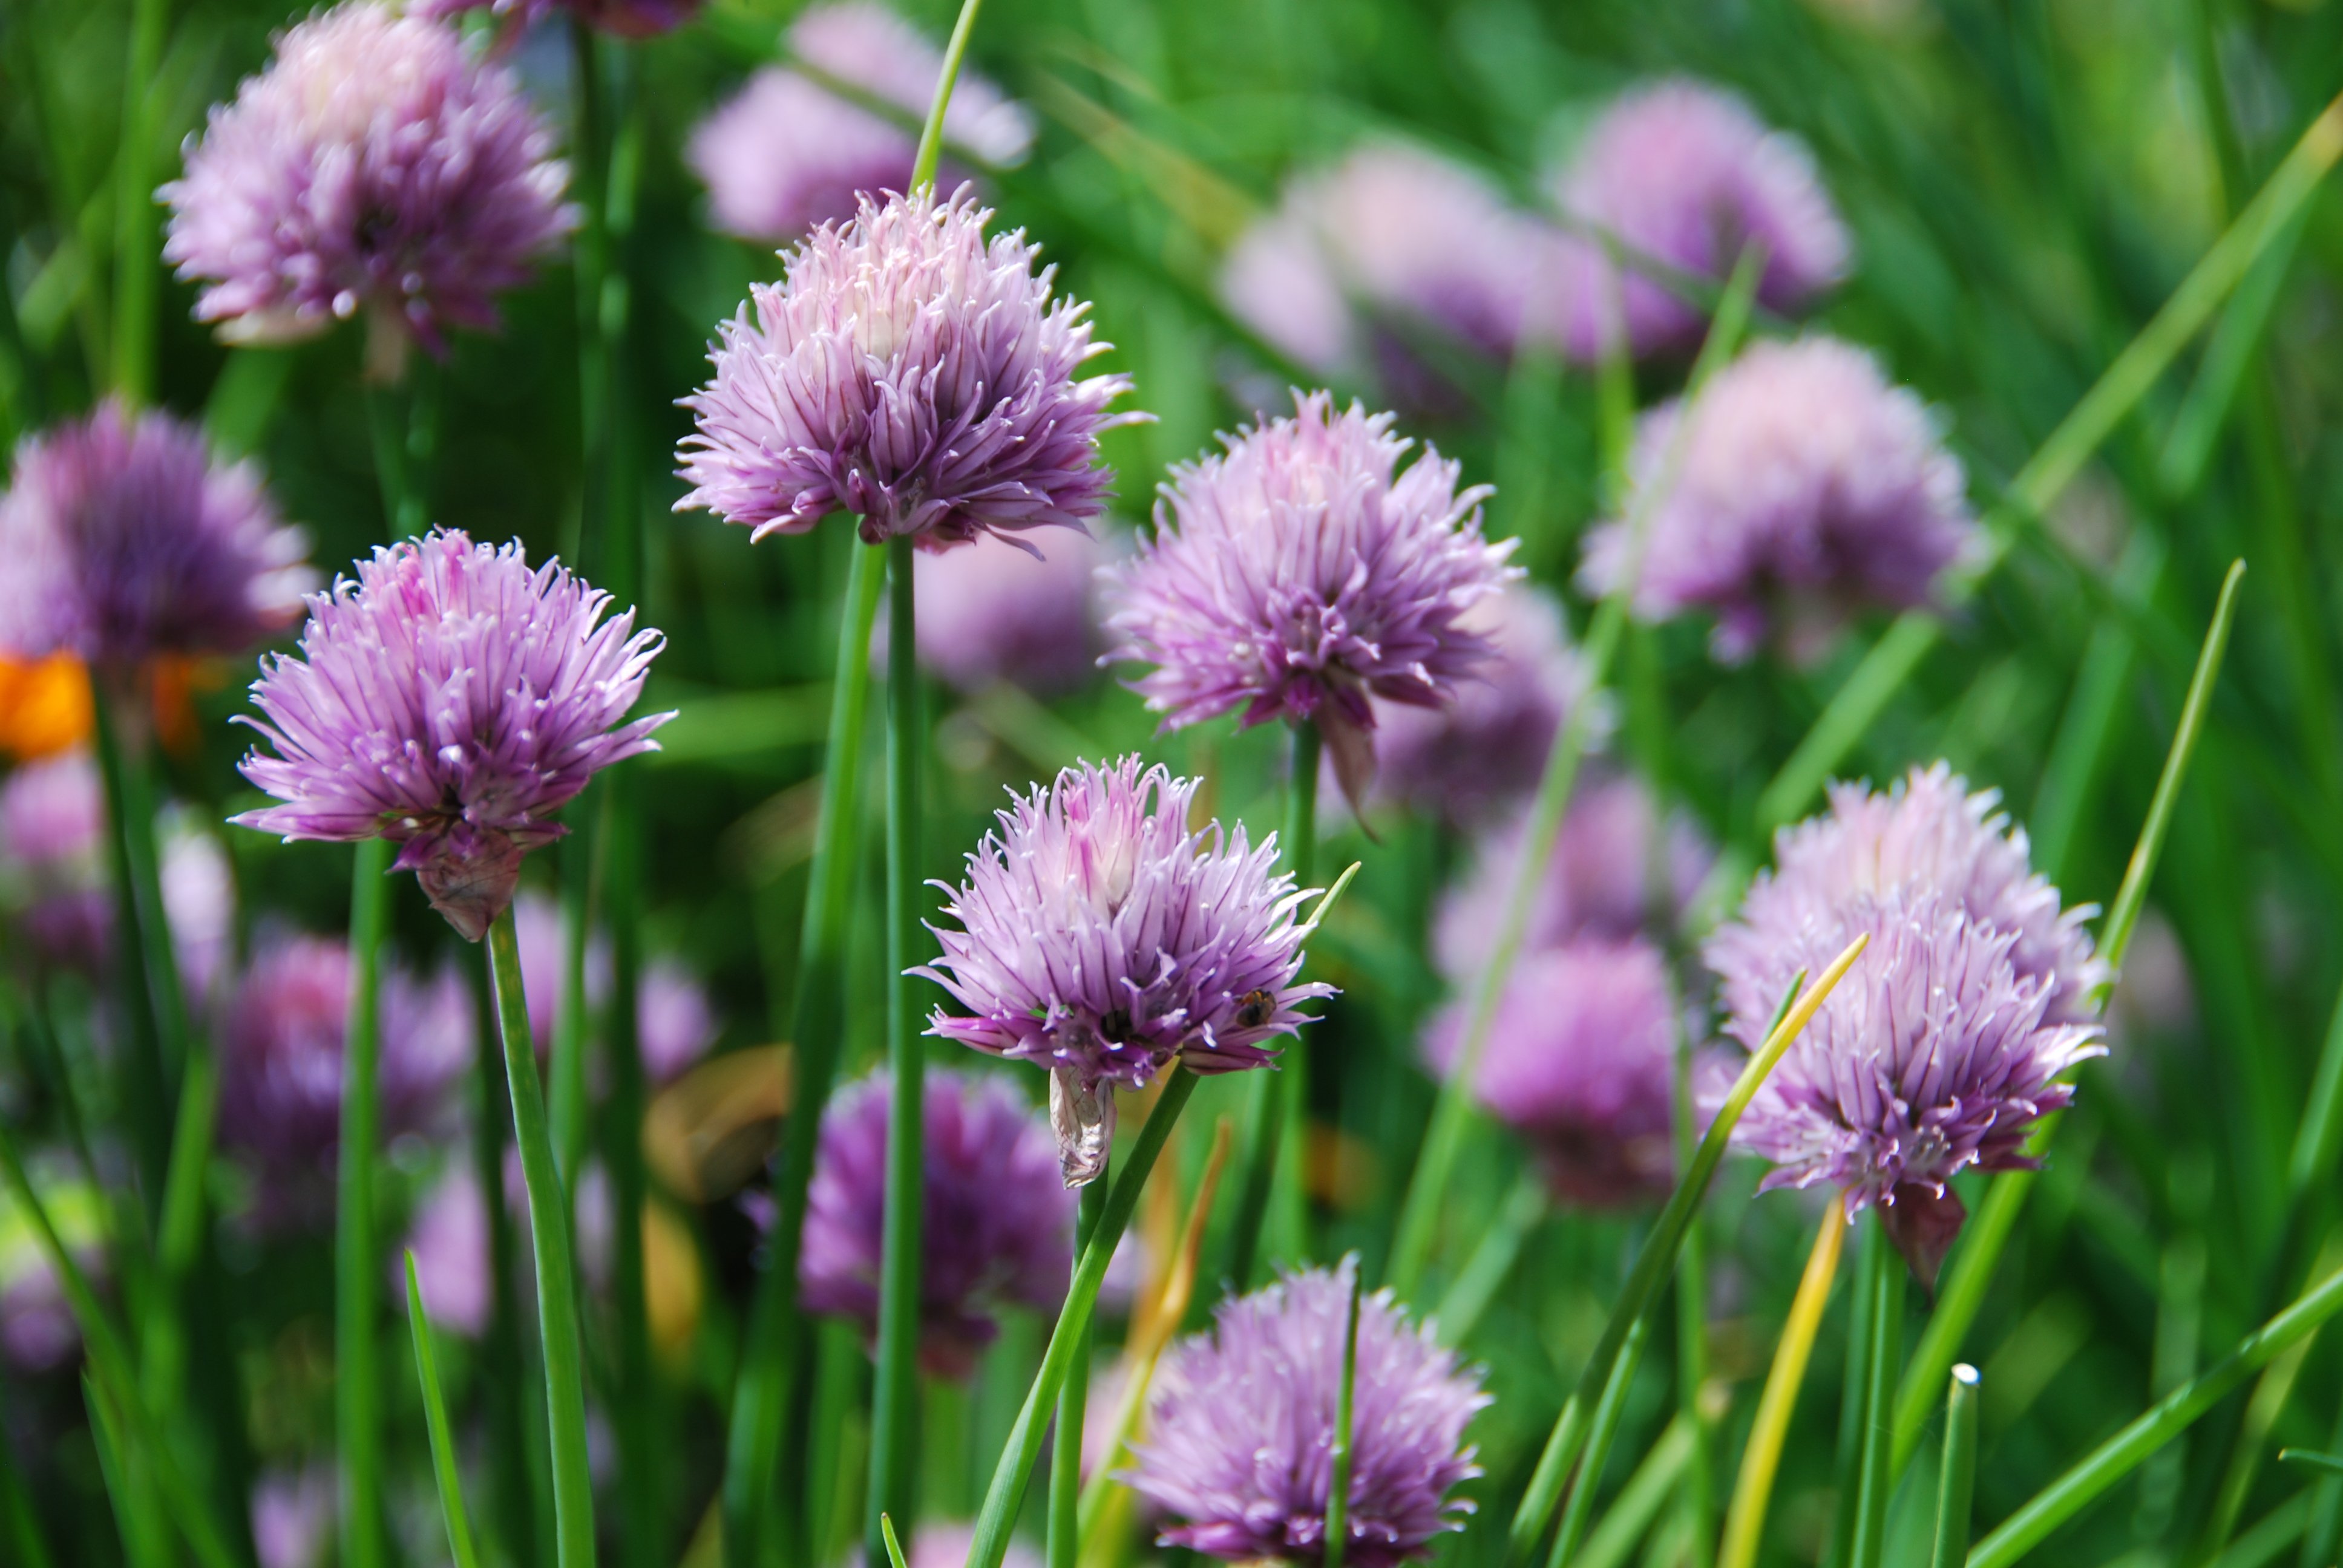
[
  {"x1": 799, "y1": 1068, "x2": 1073, "y2": 1377},
  {"x1": 677, "y1": 188, "x2": 1140, "y2": 549},
  {"x1": 917, "y1": 756, "x2": 1334, "y2": 1183},
  {"x1": 1547, "y1": 79, "x2": 1847, "y2": 361},
  {"x1": 1103, "y1": 392, "x2": 1517, "y2": 809},
  {"x1": 687, "y1": 2, "x2": 1032, "y2": 243},
  {"x1": 0, "y1": 401, "x2": 313, "y2": 671},
  {"x1": 160, "y1": 2, "x2": 572, "y2": 359},
  {"x1": 1126, "y1": 1261, "x2": 1489, "y2": 1568},
  {"x1": 230, "y1": 530, "x2": 669, "y2": 941},
  {"x1": 1578, "y1": 337, "x2": 1974, "y2": 662}
]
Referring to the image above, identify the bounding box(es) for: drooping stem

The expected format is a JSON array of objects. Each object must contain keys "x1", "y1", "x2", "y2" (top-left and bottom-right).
[
  {"x1": 487, "y1": 904, "x2": 597, "y2": 1568},
  {"x1": 869, "y1": 533, "x2": 926, "y2": 1566},
  {"x1": 1720, "y1": 1207, "x2": 1844, "y2": 1568},
  {"x1": 722, "y1": 543, "x2": 885, "y2": 1568},
  {"x1": 1049, "y1": 1180, "x2": 1109, "y2": 1568},
  {"x1": 338, "y1": 837, "x2": 392, "y2": 1568}
]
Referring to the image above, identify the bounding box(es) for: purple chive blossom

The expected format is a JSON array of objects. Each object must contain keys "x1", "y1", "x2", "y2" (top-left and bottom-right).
[
  {"x1": 687, "y1": 2, "x2": 1034, "y2": 244},
  {"x1": 1576, "y1": 337, "x2": 1976, "y2": 663},
  {"x1": 160, "y1": 2, "x2": 572, "y2": 364},
  {"x1": 1423, "y1": 939, "x2": 1679, "y2": 1208},
  {"x1": 1103, "y1": 392, "x2": 1518, "y2": 811},
  {"x1": 1125, "y1": 1260, "x2": 1489, "y2": 1568},
  {"x1": 799, "y1": 1068, "x2": 1073, "y2": 1377},
  {"x1": 916, "y1": 756, "x2": 1334, "y2": 1183},
  {"x1": 1357, "y1": 584, "x2": 1597, "y2": 829},
  {"x1": 1220, "y1": 144, "x2": 1545, "y2": 384},
  {"x1": 511, "y1": 889, "x2": 719, "y2": 1083},
  {"x1": 907, "y1": 527, "x2": 1106, "y2": 694},
  {"x1": 676, "y1": 188, "x2": 1143, "y2": 549},
  {"x1": 231, "y1": 530, "x2": 670, "y2": 942},
  {"x1": 0, "y1": 402, "x2": 314, "y2": 673},
  {"x1": 1702, "y1": 890, "x2": 2103, "y2": 1283},
  {"x1": 1430, "y1": 773, "x2": 1713, "y2": 982},
  {"x1": 1708, "y1": 762, "x2": 2105, "y2": 1026},
  {"x1": 411, "y1": 0, "x2": 704, "y2": 38},
  {"x1": 1546, "y1": 78, "x2": 1848, "y2": 361},
  {"x1": 215, "y1": 930, "x2": 474, "y2": 1227},
  {"x1": 251, "y1": 1467, "x2": 336, "y2": 1568}
]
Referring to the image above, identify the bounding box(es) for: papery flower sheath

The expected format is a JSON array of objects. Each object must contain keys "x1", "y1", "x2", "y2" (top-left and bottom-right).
[
  {"x1": 687, "y1": 2, "x2": 1033, "y2": 243},
  {"x1": 917, "y1": 756, "x2": 1333, "y2": 1183},
  {"x1": 1578, "y1": 337, "x2": 1974, "y2": 662},
  {"x1": 676, "y1": 187, "x2": 1141, "y2": 549},
  {"x1": 799, "y1": 1068, "x2": 1073, "y2": 1376},
  {"x1": 1103, "y1": 391, "x2": 1518, "y2": 809},
  {"x1": 161, "y1": 2, "x2": 572, "y2": 365},
  {"x1": 1125, "y1": 1260, "x2": 1489, "y2": 1567},
  {"x1": 231, "y1": 531, "x2": 669, "y2": 941},
  {"x1": 1424, "y1": 939, "x2": 1680, "y2": 1207},
  {"x1": 0, "y1": 401, "x2": 313, "y2": 673},
  {"x1": 1547, "y1": 78, "x2": 1847, "y2": 361}
]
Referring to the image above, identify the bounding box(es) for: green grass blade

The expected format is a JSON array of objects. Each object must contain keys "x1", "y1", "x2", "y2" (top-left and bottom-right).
[
  {"x1": 340, "y1": 837, "x2": 391, "y2": 1568},
  {"x1": 1577, "y1": 1415, "x2": 1694, "y2": 1568},
  {"x1": 1720, "y1": 1207, "x2": 1846, "y2": 1568},
  {"x1": 1545, "y1": 1308, "x2": 1655, "y2": 1568},
  {"x1": 406, "y1": 1253, "x2": 485, "y2": 1568},
  {"x1": 1434, "y1": 1174, "x2": 1546, "y2": 1347}
]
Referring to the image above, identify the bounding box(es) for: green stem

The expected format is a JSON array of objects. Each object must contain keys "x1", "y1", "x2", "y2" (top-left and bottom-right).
[
  {"x1": 1672, "y1": 1023, "x2": 1714, "y2": 1568},
  {"x1": 1850, "y1": 1213, "x2": 1905, "y2": 1568},
  {"x1": 1930, "y1": 1367, "x2": 1981, "y2": 1568},
  {"x1": 1967, "y1": 1258, "x2": 2343, "y2": 1568},
  {"x1": 110, "y1": 0, "x2": 166, "y2": 403},
  {"x1": 723, "y1": 543, "x2": 885, "y2": 1568},
  {"x1": 473, "y1": 957, "x2": 540, "y2": 1568},
  {"x1": 603, "y1": 775, "x2": 661, "y2": 1568},
  {"x1": 1546, "y1": 1308, "x2": 1656, "y2": 1568},
  {"x1": 1432, "y1": 1174, "x2": 1545, "y2": 1347},
  {"x1": 869, "y1": 534, "x2": 925, "y2": 1566},
  {"x1": 338, "y1": 838, "x2": 392, "y2": 1568},
  {"x1": 87, "y1": 684, "x2": 172, "y2": 1219},
  {"x1": 1578, "y1": 1417, "x2": 1694, "y2": 1568},
  {"x1": 1050, "y1": 1181, "x2": 1109, "y2": 1568},
  {"x1": 487, "y1": 905, "x2": 597, "y2": 1568},
  {"x1": 406, "y1": 1255, "x2": 485, "y2": 1568},
  {"x1": 966, "y1": 1070, "x2": 1201, "y2": 1568},
  {"x1": 1326, "y1": 1263, "x2": 1365, "y2": 1568},
  {"x1": 1720, "y1": 1206, "x2": 1845, "y2": 1568},
  {"x1": 911, "y1": 0, "x2": 989, "y2": 189}
]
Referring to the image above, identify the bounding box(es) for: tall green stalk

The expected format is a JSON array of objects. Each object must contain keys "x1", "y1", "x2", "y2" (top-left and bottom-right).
[
  {"x1": 487, "y1": 906, "x2": 596, "y2": 1568},
  {"x1": 1546, "y1": 1309, "x2": 1656, "y2": 1568},
  {"x1": 1849, "y1": 1215, "x2": 1906, "y2": 1568},
  {"x1": 110, "y1": 0, "x2": 166, "y2": 405},
  {"x1": 86, "y1": 687, "x2": 172, "y2": 1216},
  {"x1": 869, "y1": 534, "x2": 926, "y2": 1566},
  {"x1": 1931, "y1": 1368, "x2": 1980, "y2": 1568},
  {"x1": 1325, "y1": 1263, "x2": 1365, "y2": 1568},
  {"x1": 1049, "y1": 1181, "x2": 1110, "y2": 1568},
  {"x1": 338, "y1": 838, "x2": 391, "y2": 1568},
  {"x1": 722, "y1": 543, "x2": 885, "y2": 1568}
]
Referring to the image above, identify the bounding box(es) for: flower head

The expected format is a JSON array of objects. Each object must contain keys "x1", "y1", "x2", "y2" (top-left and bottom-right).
[
  {"x1": 918, "y1": 757, "x2": 1333, "y2": 1182},
  {"x1": 799, "y1": 1068, "x2": 1073, "y2": 1376},
  {"x1": 1221, "y1": 145, "x2": 1545, "y2": 385},
  {"x1": 1424, "y1": 940, "x2": 1679, "y2": 1207},
  {"x1": 677, "y1": 188, "x2": 1139, "y2": 549},
  {"x1": 1360, "y1": 585, "x2": 1596, "y2": 829},
  {"x1": 688, "y1": 2, "x2": 1032, "y2": 243},
  {"x1": 1125, "y1": 1261, "x2": 1488, "y2": 1567},
  {"x1": 411, "y1": 0, "x2": 704, "y2": 37},
  {"x1": 1431, "y1": 774, "x2": 1712, "y2": 982},
  {"x1": 1708, "y1": 762, "x2": 2104, "y2": 1025},
  {"x1": 216, "y1": 931, "x2": 474, "y2": 1224},
  {"x1": 908, "y1": 527, "x2": 1106, "y2": 694},
  {"x1": 231, "y1": 531, "x2": 669, "y2": 941},
  {"x1": 0, "y1": 402, "x2": 313, "y2": 671},
  {"x1": 1703, "y1": 890, "x2": 2103, "y2": 1282},
  {"x1": 1577, "y1": 337, "x2": 1974, "y2": 662},
  {"x1": 1548, "y1": 79, "x2": 1847, "y2": 361},
  {"x1": 1104, "y1": 393, "x2": 1517, "y2": 809},
  {"x1": 160, "y1": 2, "x2": 572, "y2": 360}
]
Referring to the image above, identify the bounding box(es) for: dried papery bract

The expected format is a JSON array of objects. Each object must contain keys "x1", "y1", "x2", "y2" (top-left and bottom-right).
[
  {"x1": 1103, "y1": 392, "x2": 1518, "y2": 812},
  {"x1": 675, "y1": 187, "x2": 1141, "y2": 548},
  {"x1": 161, "y1": 2, "x2": 572, "y2": 368},
  {"x1": 917, "y1": 756, "x2": 1334, "y2": 1183},
  {"x1": 1124, "y1": 1261, "x2": 1489, "y2": 1567},
  {"x1": 230, "y1": 530, "x2": 669, "y2": 941}
]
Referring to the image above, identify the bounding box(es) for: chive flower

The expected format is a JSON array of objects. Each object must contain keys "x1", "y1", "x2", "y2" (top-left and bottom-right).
[
  {"x1": 230, "y1": 530, "x2": 669, "y2": 941},
  {"x1": 1103, "y1": 392, "x2": 1518, "y2": 812},
  {"x1": 676, "y1": 187, "x2": 1141, "y2": 549},
  {"x1": 1125, "y1": 1260, "x2": 1489, "y2": 1567},
  {"x1": 917, "y1": 756, "x2": 1334, "y2": 1183}
]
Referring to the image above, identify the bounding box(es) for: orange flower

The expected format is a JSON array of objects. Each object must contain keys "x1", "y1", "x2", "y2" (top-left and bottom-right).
[{"x1": 0, "y1": 654, "x2": 94, "y2": 760}]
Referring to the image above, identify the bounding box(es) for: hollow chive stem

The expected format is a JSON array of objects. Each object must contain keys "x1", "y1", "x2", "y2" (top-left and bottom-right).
[
  {"x1": 407, "y1": 1254, "x2": 485, "y2": 1568},
  {"x1": 1325, "y1": 1263, "x2": 1365, "y2": 1568},
  {"x1": 1049, "y1": 1179, "x2": 1110, "y2": 1568},
  {"x1": 1931, "y1": 1367, "x2": 1981, "y2": 1568},
  {"x1": 487, "y1": 903, "x2": 596, "y2": 1568},
  {"x1": 339, "y1": 837, "x2": 392, "y2": 1568},
  {"x1": 1849, "y1": 1211, "x2": 1906, "y2": 1568}
]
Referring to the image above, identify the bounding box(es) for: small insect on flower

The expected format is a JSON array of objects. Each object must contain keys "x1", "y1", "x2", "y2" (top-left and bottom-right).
[
  {"x1": 1125, "y1": 1259, "x2": 1489, "y2": 1567},
  {"x1": 160, "y1": 1, "x2": 573, "y2": 372},
  {"x1": 1577, "y1": 336, "x2": 1976, "y2": 664},
  {"x1": 1103, "y1": 391, "x2": 1519, "y2": 813},
  {"x1": 916, "y1": 756, "x2": 1334, "y2": 1184},
  {"x1": 799, "y1": 1068, "x2": 1073, "y2": 1377},
  {"x1": 229, "y1": 530, "x2": 669, "y2": 942},
  {"x1": 676, "y1": 187, "x2": 1142, "y2": 549}
]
